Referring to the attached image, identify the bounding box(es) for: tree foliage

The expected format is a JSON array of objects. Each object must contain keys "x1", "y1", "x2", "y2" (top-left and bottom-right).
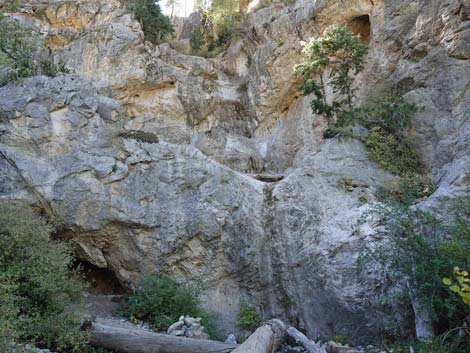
[
  {"x1": 0, "y1": 202, "x2": 87, "y2": 352},
  {"x1": 131, "y1": 0, "x2": 174, "y2": 44},
  {"x1": 294, "y1": 24, "x2": 368, "y2": 124},
  {"x1": 359, "y1": 200, "x2": 470, "y2": 345},
  {"x1": 0, "y1": 13, "x2": 68, "y2": 84},
  {"x1": 123, "y1": 275, "x2": 218, "y2": 338}
]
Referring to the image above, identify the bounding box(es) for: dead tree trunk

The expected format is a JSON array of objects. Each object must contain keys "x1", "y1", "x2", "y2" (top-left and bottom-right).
[
  {"x1": 286, "y1": 327, "x2": 326, "y2": 353},
  {"x1": 232, "y1": 319, "x2": 287, "y2": 353},
  {"x1": 90, "y1": 319, "x2": 287, "y2": 353},
  {"x1": 90, "y1": 321, "x2": 237, "y2": 353}
]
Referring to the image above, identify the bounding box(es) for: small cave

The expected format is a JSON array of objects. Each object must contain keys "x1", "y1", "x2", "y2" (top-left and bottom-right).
[
  {"x1": 75, "y1": 260, "x2": 127, "y2": 295},
  {"x1": 348, "y1": 15, "x2": 371, "y2": 43}
]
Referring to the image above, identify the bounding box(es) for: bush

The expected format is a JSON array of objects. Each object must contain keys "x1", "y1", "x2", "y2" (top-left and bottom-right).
[
  {"x1": 359, "y1": 200, "x2": 470, "y2": 343},
  {"x1": 205, "y1": 0, "x2": 242, "y2": 46},
  {"x1": 0, "y1": 202, "x2": 87, "y2": 352},
  {"x1": 332, "y1": 95, "x2": 432, "y2": 203},
  {"x1": 124, "y1": 275, "x2": 217, "y2": 337},
  {"x1": 365, "y1": 127, "x2": 423, "y2": 176},
  {"x1": 131, "y1": 0, "x2": 174, "y2": 44},
  {"x1": 0, "y1": 14, "x2": 69, "y2": 85},
  {"x1": 329, "y1": 334, "x2": 351, "y2": 345},
  {"x1": 381, "y1": 337, "x2": 465, "y2": 353},
  {"x1": 354, "y1": 96, "x2": 418, "y2": 136},
  {"x1": 190, "y1": 26, "x2": 205, "y2": 51},
  {"x1": 294, "y1": 24, "x2": 368, "y2": 125},
  {"x1": 237, "y1": 300, "x2": 261, "y2": 331},
  {"x1": 191, "y1": 0, "x2": 244, "y2": 56},
  {"x1": 377, "y1": 174, "x2": 435, "y2": 206}
]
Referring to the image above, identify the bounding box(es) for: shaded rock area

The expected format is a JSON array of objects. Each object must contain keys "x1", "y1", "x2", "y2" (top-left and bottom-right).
[{"x1": 0, "y1": 0, "x2": 469, "y2": 342}]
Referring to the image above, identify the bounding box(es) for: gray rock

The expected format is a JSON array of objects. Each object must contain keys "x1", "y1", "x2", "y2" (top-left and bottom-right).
[
  {"x1": 225, "y1": 333, "x2": 237, "y2": 344},
  {"x1": 1, "y1": 0, "x2": 469, "y2": 343},
  {"x1": 179, "y1": 11, "x2": 202, "y2": 40}
]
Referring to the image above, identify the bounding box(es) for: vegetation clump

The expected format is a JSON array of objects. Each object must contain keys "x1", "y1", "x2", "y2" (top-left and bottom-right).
[
  {"x1": 0, "y1": 14, "x2": 69, "y2": 85},
  {"x1": 329, "y1": 334, "x2": 351, "y2": 345},
  {"x1": 131, "y1": 0, "x2": 174, "y2": 44},
  {"x1": 294, "y1": 26, "x2": 434, "y2": 203},
  {"x1": 122, "y1": 275, "x2": 218, "y2": 338},
  {"x1": 359, "y1": 199, "x2": 470, "y2": 352},
  {"x1": 294, "y1": 24, "x2": 368, "y2": 125},
  {"x1": 237, "y1": 300, "x2": 261, "y2": 331},
  {"x1": 190, "y1": 0, "x2": 244, "y2": 57},
  {"x1": 0, "y1": 202, "x2": 87, "y2": 353}
]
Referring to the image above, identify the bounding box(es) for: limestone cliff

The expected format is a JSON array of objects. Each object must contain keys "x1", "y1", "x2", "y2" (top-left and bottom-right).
[{"x1": 0, "y1": 0, "x2": 469, "y2": 341}]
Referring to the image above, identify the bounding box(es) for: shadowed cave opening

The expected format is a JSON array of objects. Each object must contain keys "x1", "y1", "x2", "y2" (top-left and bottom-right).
[
  {"x1": 75, "y1": 260, "x2": 127, "y2": 295},
  {"x1": 348, "y1": 15, "x2": 371, "y2": 43}
]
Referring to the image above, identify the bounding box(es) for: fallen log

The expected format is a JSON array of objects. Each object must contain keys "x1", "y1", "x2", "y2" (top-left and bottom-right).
[
  {"x1": 249, "y1": 174, "x2": 285, "y2": 183},
  {"x1": 90, "y1": 321, "x2": 237, "y2": 353},
  {"x1": 286, "y1": 326, "x2": 327, "y2": 353},
  {"x1": 232, "y1": 319, "x2": 286, "y2": 353}
]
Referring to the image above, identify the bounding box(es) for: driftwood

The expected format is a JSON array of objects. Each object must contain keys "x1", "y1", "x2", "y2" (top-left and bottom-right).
[
  {"x1": 90, "y1": 318, "x2": 289, "y2": 353},
  {"x1": 249, "y1": 174, "x2": 285, "y2": 183},
  {"x1": 90, "y1": 321, "x2": 237, "y2": 353},
  {"x1": 286, "y1": 326, "x2": 327, "y2": 353},
  {"x1": 232, "y1": 319, "x2": 286, "y2": 353}
]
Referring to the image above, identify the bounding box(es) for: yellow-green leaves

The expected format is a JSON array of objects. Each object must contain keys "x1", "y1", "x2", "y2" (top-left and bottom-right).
[{"x1": 443, "y1": 267, "x2": 470, "y2": 305}]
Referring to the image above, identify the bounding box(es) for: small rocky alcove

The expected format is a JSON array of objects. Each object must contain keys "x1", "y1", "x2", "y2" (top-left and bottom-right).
[
  {"x1": 348, "y1": 15, "x2": 371, "y2": 43},
  {"x1": 76, "y1": 260, "x2": 127, "y2": 295}
]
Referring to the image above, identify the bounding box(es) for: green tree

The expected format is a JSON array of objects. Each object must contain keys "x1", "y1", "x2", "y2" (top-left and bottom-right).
[
  {"x1": 359, "y1": 200, "x2": 470, "y2": 343},
  {"x1": 131, "y1": 0, "x2": 174, "y2": 44},
  {"x1": 294, "y1": 24, "x2": 368, "y2": 124},
  {"x1": 0, "y1": 202, "x2": 87, "y2": 352}
]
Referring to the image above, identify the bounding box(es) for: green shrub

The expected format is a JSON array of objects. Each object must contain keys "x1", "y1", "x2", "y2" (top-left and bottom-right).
[
  {"x1": 0, "y1": 14, "x2": 69, "y2": 85},
  {"x1": 381, "y1": 335, "x2": 469, "y2": 353},
  {"x1": 0, "y1": 202, "x2": 87, "y2": 352},
  {"x1": 190, "y1": 26, "x2": 205, "y2": 51},
  {"x1": 377, "y1": 174, "x2": 435, "y2": 206},
  {"x1": 359, "y1": 201, "x2": 470, "y2": 340},
  {"x1": 365, "y1": 127, "x2": 423, "y2": 176},
  {"x1": 294, "y1": 24, "x2": 368, "y2": 125},
  {"x1": 125, "y1": 275, "x2": 217, "y2": 337},
  {"x1": 329, "y1": 334, "x2": 352, "y2": 345},
  {"x1": 353, "y1": 96, "x2": 418, "y2": 136},
  {"x1": 192, "y1": 0, "x2": 243, "y2": 55},
  {"x1": 131, "y1": 0, "x2": 174, "y2": 44},
  {"x1": 237, "y1": 300, "x2": 261, "y2": 331},
  {"x1": 205, "y1": 0, "x2": 242, "y2": 46}
]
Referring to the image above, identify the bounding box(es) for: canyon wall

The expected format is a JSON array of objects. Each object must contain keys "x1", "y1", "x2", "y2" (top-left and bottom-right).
[{"x1": 1, "y1": 0, "x2": 469, "y2": 341}]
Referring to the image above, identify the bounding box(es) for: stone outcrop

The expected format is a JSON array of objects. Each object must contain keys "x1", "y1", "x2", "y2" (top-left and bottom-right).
[
  {"x1": 167, "y1": 316, "x2": 209, "y2": 339},
  {"x1": 1, "y1": 0, "x2": 469, "y2": 342}
]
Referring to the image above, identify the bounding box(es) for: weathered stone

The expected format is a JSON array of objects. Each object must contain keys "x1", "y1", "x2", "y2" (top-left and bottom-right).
[
  {"x1": 225, "y1": 334, "x2": 237, "y2": 344},
  {"x1": 1, "y1": 0, "x2": 469, "y2": 343}
]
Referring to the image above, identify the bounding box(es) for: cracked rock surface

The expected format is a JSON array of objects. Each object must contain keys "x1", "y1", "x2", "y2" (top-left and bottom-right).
[{"x1": 1, "y1": 0, "x2": 469, "y2": 340}]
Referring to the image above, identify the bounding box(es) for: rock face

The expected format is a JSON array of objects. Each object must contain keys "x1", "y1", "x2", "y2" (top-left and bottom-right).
[{"x1": 1, "y1": 0, "x2": 469, "y2": 342}]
